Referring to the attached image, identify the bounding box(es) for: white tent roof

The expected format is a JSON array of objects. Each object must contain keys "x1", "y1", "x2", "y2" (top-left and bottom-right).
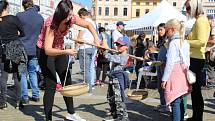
[{"x1": 106, "y1": 0, "x2": 187, "y2": 30}]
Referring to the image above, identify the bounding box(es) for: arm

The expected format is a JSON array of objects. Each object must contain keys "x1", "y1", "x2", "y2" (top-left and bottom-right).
[
  {"x1": 75, "y1": 18, "x2": 100, "y2": 46},
  {"x1": 162, "y1": 41, "x2": 177, "y2": 82},
  {"x1": 15, "y1": 17, "x2": 25, "y2": 37},
  {"x1": 188, "y1": 19, "x2": 209, "y2": 48},
  {"x1": 44, "y1": 27, "x2": 77, "y2": 56},
  {"x1": 104, "y1": 53, "x2": 121, "y2": 64}
]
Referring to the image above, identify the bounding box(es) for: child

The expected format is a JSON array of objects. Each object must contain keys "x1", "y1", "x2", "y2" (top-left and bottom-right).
[
  {"x1": 143, "y1": 41, "x2": 158, "y2": 73},
  {"x1": 102, "y1": 36, "x2": 130, "y2": 121}
]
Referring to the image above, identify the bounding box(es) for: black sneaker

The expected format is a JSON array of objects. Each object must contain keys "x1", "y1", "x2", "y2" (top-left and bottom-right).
[
  {"x1": 0, "y1": 103, "x2": 7, "y2": 110},
  {"x1": 186, "y1": 117, "x2": 194, "y2": 121},
  {"x1": 15, "y1": 101, "x2": 24, "y2": 109},
  {"x1": 31, "y1": 97, "x2": 40, "y2": 102},
  {"x1": 22, "y1": 99, "x2": 29, "y2": 104}
]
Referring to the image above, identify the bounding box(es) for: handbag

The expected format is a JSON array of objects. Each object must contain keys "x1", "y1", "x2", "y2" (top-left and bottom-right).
[
  {"x1": 178, "y1": 44, "x2": 196, "y2": 84},
  {"x1": 186, "y1": 69, "x2": 196, "y2": 84}
]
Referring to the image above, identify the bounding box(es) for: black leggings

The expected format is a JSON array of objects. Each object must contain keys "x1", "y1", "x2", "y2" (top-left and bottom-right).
[
  {"x1": 189, "y1": 58, "x2": 205, "y2": 121},
  {"x1": 96, "y1": 62, "x2": 109, "y2": 82},
  {"x1": 37, "y1": 48, "x2": 74, "y2": 120}
]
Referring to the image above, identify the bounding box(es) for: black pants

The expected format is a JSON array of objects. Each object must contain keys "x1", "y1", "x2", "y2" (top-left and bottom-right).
[
  {"x1": 96, "y1": 62, "x2": 109, "y2": 82},
  {"x1": 0, "y1": 57, "x2": 21, "y2": 104},
  {"x1": 37, "y1": 48, "x2": 74, "y2": 120},
  {"x1": 135, "y1": 61, "x2": 143, "y2": 79},
  {"x1": 189, "y1": 58, "x2": 205, "y2": 121}
]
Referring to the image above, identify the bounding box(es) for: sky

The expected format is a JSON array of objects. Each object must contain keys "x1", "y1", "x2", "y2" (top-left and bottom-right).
[{"x1": 73, "y1": 0, "x2": 92, "y2": 8}]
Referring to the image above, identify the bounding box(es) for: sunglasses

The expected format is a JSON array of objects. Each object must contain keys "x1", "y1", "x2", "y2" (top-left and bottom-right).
[{"x1": 115, "y1": 43, "x2": 124, "y2": 47}]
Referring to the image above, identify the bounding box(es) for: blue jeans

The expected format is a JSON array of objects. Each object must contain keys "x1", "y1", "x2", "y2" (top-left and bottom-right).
[
  {"x1": 21, "y1": 56, "x2": 39, "y2": 100},
  {"x1": 171, "y1": 97, "x2": 184, "y2": 121},
  {"x1": 90, "y1": 48, "x2": 97, "y2": 85},
  {"x1": 78, "y1": 48, "x2": 94, "y2": 92},
  {"x1": 157, "y1": 66, "x2": 166, "y2": 105}
]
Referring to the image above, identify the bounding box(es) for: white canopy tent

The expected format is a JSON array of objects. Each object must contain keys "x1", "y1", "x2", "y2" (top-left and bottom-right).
[{"x1": 106, "y1": 0, "x2": 187, "y2": 31}]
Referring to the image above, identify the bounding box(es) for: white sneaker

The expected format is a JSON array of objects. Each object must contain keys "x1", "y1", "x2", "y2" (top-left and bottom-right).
[
  {"x1": 184, "y1": 113, "x2": 189, "y2": 119},
  {"x1": 66, "y1": 113, "x2": 86, "y2": 121},
  {"x1": 102, "y1": 118, "x2": 115, "y2": 121},
  {"x1": 103, "y1": 119, "x2": 115, "y2": 121}
]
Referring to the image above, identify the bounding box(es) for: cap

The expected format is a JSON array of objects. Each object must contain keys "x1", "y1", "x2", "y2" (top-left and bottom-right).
[
  {"x1": 116, "y1": 21, "x2": 126, "y2": 26},
  {"x1": 115, "y1": 36, "x2": 130, "y2": 46}
]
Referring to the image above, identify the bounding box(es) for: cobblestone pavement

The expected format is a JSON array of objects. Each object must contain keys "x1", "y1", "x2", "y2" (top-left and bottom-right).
[{"x1": 0, "y1": 61, "x2": 215, "y2": 121}]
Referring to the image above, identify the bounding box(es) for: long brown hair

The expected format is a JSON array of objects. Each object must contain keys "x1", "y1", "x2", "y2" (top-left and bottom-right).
[{"x1": 50, "y1": 0, "x2": 73, "y2": 30}]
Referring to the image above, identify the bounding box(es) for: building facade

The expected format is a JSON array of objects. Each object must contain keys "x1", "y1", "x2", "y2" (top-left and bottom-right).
[
  {"x1": 131, "y1": 0, "x2": 160, "y2": 18},
  {"x1": 166, "y1": 0, "x2": 215, "y2": 17},
  {"x1": 92, "y1": 0, "x2": 132, "y2": 27},
  {"x1": 202, "y1": 0, "x2": 215, "y2": 17},
  {"x1": 7, "y1": 0, "x2": 82, "y2": 18},
  {"x1": 165, "y1": 0, "x2": 186, "y2": 12}
]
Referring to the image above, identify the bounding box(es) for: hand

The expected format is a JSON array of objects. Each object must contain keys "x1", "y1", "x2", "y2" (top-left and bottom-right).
[
  {"x1": 65, "y1": 49, "x2": 77, "y2": 56},
  {"x1": 161, "y1": 81, "x2": 167, "y2": 89}
]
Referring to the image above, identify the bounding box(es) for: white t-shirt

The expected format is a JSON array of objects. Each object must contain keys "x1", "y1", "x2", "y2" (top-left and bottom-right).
[
  {"x1": 79, "y1": 18, "x2": 97, "y2": 49},
  {"x1": 112, "y1": 29, "x2": 123, "y2": 42}
]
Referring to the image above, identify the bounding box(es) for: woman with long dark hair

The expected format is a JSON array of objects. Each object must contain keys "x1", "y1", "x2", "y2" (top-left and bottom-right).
[
  {"x1": 155, "y1": 23, "x2": 169, "y2": 112},
  {"x1": 0, "y1": 0, "x2": 26, "y2": 109},
  {"x1": 36, "y1": 0, "x2": 100, "y2": 120}
]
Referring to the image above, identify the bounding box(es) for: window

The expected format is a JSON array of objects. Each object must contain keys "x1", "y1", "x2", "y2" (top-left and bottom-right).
[
  {"x1": 209, "y1": 0, "x2": 215, "y2": 2},
  {"x1": 146, "y1": 2, "x2": 149, "y2": 5},
  {"x1": 153, "y1": 2, "x2": 157, "y2": 5},
  {"x1": 123, "y1": 8, "x2": 128, "y2": 16},
  {"x1": 136, "y1": 2, "x2": 140, "y2": 5},
  {"x1": 98, "y1": 7, "x2": 102, "y2": 15},
  {"x1": 207, "y1": 9, "x2": 215, "y2": 17},
  {"x1": 105, "y1": 7, "x2": 109, "y2": 16},
  {"x1": 145, "y1": 9, "x2": 149, "y2": 14},
  {"x1": 136, "y1": 9, "x2": 140, "y2": 17},
  {"x1": 114, "y1": 7, "x2": 118, "y2": 16},
  {"x1": 173, "y1": 2, "x2": 177, "y2": 6}
]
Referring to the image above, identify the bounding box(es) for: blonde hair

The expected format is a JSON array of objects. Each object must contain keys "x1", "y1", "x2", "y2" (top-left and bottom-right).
[
  {"x1": 165, "y1": 19, "x2": 186, "y2": 47},
  {"x1": 186, "y1": 0, "x2": 204, "y2": 18}
]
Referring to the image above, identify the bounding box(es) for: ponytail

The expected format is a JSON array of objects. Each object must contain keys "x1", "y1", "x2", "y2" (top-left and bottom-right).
[{"x1": 179, "y1": 21, "x2": 186, "y2": 47}]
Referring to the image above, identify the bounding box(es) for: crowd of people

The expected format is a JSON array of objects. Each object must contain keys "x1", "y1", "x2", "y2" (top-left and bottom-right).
[{"x1": 0, "y1": 0, "x2": 215, "y2": 121}]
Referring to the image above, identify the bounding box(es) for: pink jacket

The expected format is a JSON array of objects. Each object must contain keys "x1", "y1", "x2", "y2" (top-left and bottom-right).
[{"x1": 164, "y1": 63, "x2": 191, "y2": 105}]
